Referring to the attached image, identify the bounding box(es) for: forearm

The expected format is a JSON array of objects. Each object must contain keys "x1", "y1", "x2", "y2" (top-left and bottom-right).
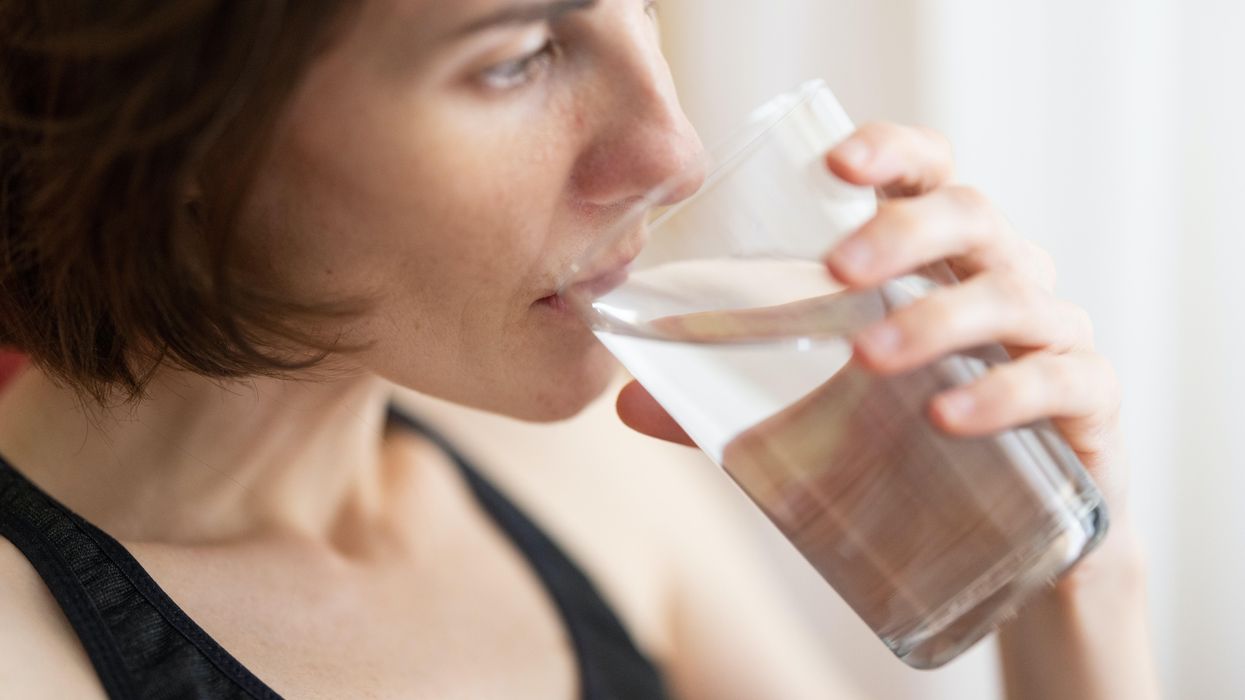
[{"x1": 997, "y1": 515, "x2": 1161, "y2": 700}]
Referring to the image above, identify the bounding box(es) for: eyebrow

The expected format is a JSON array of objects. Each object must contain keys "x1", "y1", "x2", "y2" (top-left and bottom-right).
[{"x1": 455, "y1": 0, "x2": 599, "y2": 36}]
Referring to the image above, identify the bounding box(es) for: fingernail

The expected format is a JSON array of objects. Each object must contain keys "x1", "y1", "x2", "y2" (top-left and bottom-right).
[
  {"x1": 833, "y1": 139, "x2": 872, "y2": 169},
  {"x1": 857, "y1": 322, "x2": 903, "y2": 356},
  {"x1": 831, "y1": 240, "x2": 873, "y2": 277},
  {"x1": 937, "y1": 390, "x2": 977, "y2": 422}
]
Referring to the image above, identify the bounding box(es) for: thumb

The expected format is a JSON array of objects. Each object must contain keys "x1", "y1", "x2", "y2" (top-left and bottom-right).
[{"x1": 616, "y1": 380, "x2": 696, "y2": 447}]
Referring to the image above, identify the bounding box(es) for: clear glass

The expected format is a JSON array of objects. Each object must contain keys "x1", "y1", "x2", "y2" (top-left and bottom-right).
[{"x1": 558, "y1": 79, "x2": 1107, "y2": 669}]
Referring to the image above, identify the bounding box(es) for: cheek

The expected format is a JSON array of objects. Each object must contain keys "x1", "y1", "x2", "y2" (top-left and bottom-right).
[
  {"x1": 246, "y1": 81, "x2": 611, "y2": 418},
  {"x1": 243, "y1": 136, "x2": 549, "y2": 317}
]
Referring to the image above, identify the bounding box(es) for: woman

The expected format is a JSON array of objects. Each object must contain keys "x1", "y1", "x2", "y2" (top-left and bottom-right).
[{"x1": 0, "y1": 1, "x2": 1159, "y2": 698}]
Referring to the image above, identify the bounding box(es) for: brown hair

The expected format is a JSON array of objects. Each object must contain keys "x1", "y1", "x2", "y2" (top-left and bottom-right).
[{"x1": 0, "y1": 0, "x2": 362, "y2": 405}]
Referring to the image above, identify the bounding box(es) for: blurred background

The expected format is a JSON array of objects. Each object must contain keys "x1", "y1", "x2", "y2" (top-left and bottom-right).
[{"x1": 657, "y1": 0, "x2": 1243, "y2": 697}]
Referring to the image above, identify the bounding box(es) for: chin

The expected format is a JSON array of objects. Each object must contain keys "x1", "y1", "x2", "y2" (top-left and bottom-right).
[
  {"x1": 385, "y1": 323, "x2": 621, "y2": 424},
  {"x1": 515, "y1": 341, "x2": 621, "y2": 422}
]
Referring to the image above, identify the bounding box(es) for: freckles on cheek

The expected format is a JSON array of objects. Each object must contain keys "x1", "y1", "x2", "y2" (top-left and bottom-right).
[{"x1": 278, "y1": 100, "x2": 570, "y2": 310}]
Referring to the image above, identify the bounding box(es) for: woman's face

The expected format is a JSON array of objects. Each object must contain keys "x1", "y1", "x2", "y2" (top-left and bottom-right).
[{"x1": 242, "y1": 0, "x2": 703, "y2": 420}]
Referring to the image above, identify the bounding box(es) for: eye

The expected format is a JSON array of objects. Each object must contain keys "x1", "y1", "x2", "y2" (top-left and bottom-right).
[{"x1": 480, "y1": 37, "x2": 559, "y2": 91}]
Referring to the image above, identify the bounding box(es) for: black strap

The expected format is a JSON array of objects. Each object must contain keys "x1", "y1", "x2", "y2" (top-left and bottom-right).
[
  {"x1": 0, "y1": 406, "x2": 668, "y2": 700},
  {"x1": 78, "y1": 514, "x2": 283, "y2": 700},
  {"x1": 386, "y1": 406, "x2": 670, "y2": 700},
  {"x1": 0, "y1": 458, "x2": 277, "y2": 699},
  {"x1": 0, "y1": 508, "x2": 139, "y2": 699}
]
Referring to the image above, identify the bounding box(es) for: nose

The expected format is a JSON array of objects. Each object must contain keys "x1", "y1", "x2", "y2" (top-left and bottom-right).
[{"x1": 570, "y1": 39, "x2": 707, "y2": 212}]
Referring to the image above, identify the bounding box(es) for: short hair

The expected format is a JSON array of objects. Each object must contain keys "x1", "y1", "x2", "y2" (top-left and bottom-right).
[{"x1": 0, "y1": 0, "x2": 360, "y2": 404}]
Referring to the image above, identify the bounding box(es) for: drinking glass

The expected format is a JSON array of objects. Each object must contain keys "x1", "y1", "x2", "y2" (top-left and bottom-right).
[{"x1": 558, "y1": 79, "x2": 1107, "y2": 669}]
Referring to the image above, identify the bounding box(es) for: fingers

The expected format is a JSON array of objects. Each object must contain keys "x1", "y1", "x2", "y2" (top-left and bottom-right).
[
  {"x1": 826, "y1": 185, "x2": 1050, "y2": 290},
  {"x1": 616, "y1": 380, "x2": 695, "y2": 446},
  {"x1": 928, "y1": 350, "x2": 1122, "y2": 457},
  {"x1": 853, "y1": 271, "x2": 1096, "y2": 374},
  {"x1": 827, "y1": 123, "x2": 955, "y2": 198},
  {"x1": 825, "y1": 124, "x2": 1058, "y2": 294}
]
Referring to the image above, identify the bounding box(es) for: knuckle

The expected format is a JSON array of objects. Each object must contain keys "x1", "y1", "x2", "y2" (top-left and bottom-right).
[
  {"x1": 916, "y1": 125, "x2": 952, "y2": 150},
  {"x1": 992, "y1": 367, "x2": 1044, "y2": 413},
  {"x1": 1067, "y1": 304, "x2": 1096, "y2": 349},
  {"x1": 903, "y1": 293, "x2": 959, "y2": 343},
  {"x1": 1044, "y1": 354, "x2": 1081, "y2": 393},
  {"x1": 990, "y1": 271, "x2": 1044, "y2": 316},
  {"x1": 944, "y1": 184, "x2": 992, "y2": 215},
  {"x1": 1074, "y1": 422, "x2": 1117, "y2": 464},
  {"x1": 916, "y1": 125, "x2": 956, "y2": 167},
  {"x1": 1023, "y1": 240, "x2": 1059, "y2": 287},
  {"x1": 1036, "y1": 355, "x2": 1093, "y2": 417},
  {"x1": 1092, "y1": 353, "x2": 1122, "y2": 405},
  {"x1": 943, "y1": 185, "x2": 999, "y2": 235},
  {"x1": 876, "y1": 199, "x2": 923, "y2": 238},
  {"x1": 856, "y1": 121, "x2": 905, "y2": 147}
]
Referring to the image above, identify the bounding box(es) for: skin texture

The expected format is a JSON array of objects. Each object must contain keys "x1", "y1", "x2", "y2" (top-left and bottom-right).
[{"x1": 0, "y1": 0, "x2": 1159, "y2": 698}]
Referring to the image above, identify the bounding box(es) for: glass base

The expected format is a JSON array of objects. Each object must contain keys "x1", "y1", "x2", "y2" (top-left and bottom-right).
[{"x1": 887, "y1": 502, "x2": 1108, "y2": 670}]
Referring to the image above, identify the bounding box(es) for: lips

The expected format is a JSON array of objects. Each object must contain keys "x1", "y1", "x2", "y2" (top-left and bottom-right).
[
  {"x1": 565, "y1": 250, "x2": 639, "y2": 299},
  {"x1": 567, "y1": 225, "x2": 647, "y2": 291},
  {"x1": 535, "y1": 255, "x2": 633, "y2": 312},
  {"x1": 535, "y1": 226, "x2": 648, "y2": 309},
  {"x1": 536, "y1": 294, "x2": 571, "y2": 313}
]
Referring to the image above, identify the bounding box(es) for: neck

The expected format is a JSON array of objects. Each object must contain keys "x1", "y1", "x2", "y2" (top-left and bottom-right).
[{"x1": 0, "y1": 365, "x2": 398, "y2": 547}]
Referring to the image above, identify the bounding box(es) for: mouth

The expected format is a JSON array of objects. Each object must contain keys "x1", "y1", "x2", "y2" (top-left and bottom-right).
[
  {"x1": 535, "y1": 225, "x2": 648, "y2": 310},
  {"x1": 535, "y1": 294, "x2": 571, "y2": 313},
  {"x1": 534, "y1": 255, "x2": 632, "y2": 313},
  {"x1": 566, "y1": 252, "x2": 636, "y2": 297}
]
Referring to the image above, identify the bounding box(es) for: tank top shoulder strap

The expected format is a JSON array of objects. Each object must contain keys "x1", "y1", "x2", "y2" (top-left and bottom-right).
[
  {"x1": 0, "y1": 406, "x2": 669, "y2": 700},
  {"x1": 0, "y1": 454, "x2": 279, "y2": 699},
  {"x1": 385, "y1": 405, "x2": 670, "y2": 700}
]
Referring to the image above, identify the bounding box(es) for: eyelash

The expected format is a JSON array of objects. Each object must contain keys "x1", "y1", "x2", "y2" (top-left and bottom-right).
[
  {"x1": 480, "y1": 37, "x2": 560, "y2": 91},
  {"x1": 478, "y1": 0, "x2": 661, "y2": 92}
]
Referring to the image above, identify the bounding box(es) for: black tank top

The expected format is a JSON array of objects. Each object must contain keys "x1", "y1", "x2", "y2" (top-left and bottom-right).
[{"x1": 0, "y1": 405, "x2": 669, "y2": 699}]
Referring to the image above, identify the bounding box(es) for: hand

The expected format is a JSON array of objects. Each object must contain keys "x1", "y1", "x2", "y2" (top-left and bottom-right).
[{"x1": 616, "y1": 122, "x2": 1134, "y2": 574}]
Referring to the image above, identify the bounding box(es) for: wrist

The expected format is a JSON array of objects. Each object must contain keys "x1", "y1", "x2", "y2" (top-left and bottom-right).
[
  {"x1": 1001, "y1": 511, "x2": 1149, "y2": 644},
  {"x1": 997, "y1": 514, "x2": 1160, "y2": 700},
  {"x1": 1049, "y1": 511, "x2": 1148, "y2": 603}
]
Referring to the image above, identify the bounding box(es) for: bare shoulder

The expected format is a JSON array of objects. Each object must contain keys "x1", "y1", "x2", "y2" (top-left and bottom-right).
[{"x1": 0, "y1": 538, "x2": 106, "y2": 698}]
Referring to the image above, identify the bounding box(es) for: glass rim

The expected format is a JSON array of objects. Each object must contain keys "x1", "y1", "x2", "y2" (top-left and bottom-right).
[
  {"x1": 649, "y1": 78, "x2": 830, "y2": 231},
  {"x1": 557, "y1": 78, "x2": 834, "y2": 294}
]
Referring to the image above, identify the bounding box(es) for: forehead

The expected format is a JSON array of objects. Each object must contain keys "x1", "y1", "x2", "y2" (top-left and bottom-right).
[
  {"x1": 329, "y1": 0, "x2": 542, "y2": 71},
  {"x1": 346, "y1": 0, "x2": 464, "y2": 45},
  {"x1": 360, "y1": 0, "x2": 602, "y2": 42},
  {"x1": 362, "y1": 0, "x2": 547, "y2": 37},
  {"x1": 321, "y1": 0, "x2": 606, "y2": 86}
]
